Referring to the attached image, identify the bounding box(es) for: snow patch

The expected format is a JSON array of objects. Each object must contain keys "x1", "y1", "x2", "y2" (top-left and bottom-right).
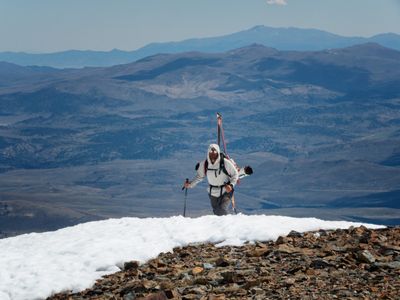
[{"x1": 0, "y1": 214, "x2": 383, "y2": 300}]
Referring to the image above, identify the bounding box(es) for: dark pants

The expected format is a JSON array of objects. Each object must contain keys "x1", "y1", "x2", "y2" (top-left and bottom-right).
[{"x1": 209, "y1": 192, "x2": 232, "y2": 216}]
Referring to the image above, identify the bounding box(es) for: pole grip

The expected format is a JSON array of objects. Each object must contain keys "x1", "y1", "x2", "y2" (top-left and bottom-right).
[{"x1": 182, "y1": 178, "x2": 189, "y2": 190}]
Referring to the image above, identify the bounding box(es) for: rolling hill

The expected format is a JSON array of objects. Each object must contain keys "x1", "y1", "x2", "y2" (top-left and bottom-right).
[{"x1": 1, "y1": 43, "x2": 399, "y2": 236}]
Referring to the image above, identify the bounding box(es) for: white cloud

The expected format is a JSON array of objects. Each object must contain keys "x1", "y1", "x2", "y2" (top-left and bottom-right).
[{"x1": 266, "y1": 0, "x2": 288, "y2": 5}]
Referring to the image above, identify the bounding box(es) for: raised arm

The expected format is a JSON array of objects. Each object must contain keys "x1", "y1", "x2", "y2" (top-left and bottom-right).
[{"x1": 187, "y1": 160, "x2": 206, "y2": 188}]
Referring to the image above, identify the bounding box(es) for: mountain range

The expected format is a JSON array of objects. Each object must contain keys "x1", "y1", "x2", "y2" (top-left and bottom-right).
[
  {"x1": 1, "y1": 26, "x2": 400, "y2": 68},
  {"x1": 1, "y1": 42, "x2": 400, "y2": 237}
]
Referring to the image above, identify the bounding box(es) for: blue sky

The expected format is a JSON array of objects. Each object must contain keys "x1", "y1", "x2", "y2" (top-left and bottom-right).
[{"x1": 1, "y1": 0, "x2": 399, "y2": 52}]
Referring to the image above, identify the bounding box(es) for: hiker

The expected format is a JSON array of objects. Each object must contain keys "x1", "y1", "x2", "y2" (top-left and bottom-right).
[{"x1": 184, "y1": 143, "x2": 239, "y2": 216}]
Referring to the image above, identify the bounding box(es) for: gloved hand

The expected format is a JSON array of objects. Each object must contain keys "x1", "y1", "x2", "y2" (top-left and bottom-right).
[
  {"x1": 225, "y1": 183, "x2": 233, "y2": 193},
  {"x1": 184, "y1": 180, "x2": 191, "y2": 189}
]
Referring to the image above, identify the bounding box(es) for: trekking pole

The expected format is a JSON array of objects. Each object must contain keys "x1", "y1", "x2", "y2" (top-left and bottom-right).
[
  {"x1": 182, "y1": 178, "x2": 189, "y2": 217},
  {"x1": 231, "y1": 194, "x2": 238, "y2": 214}
]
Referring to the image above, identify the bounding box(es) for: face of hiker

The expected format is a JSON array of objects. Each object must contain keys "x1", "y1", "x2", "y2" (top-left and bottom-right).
[{"x1": 208, "y1": 147, "x2": 219, "y2": 164}]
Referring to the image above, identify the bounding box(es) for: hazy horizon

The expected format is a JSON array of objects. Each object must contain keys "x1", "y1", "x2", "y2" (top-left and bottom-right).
[
  {"x1": 1, "y1": 0, "x2": 399, "y2": 53},
  {"x1": 1, "y1": 25, "x2": 400, "y2": 55}
]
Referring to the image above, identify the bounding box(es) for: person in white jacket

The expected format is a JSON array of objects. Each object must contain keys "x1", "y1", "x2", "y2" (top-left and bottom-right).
[{"x1": 184, "y1": 144, "x2": 239, "y2": 215}]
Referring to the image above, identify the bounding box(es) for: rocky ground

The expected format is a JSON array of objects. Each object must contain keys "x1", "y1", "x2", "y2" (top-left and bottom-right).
[{"x1": 49, "y1": 226, "x2": 400, "y2": 300}]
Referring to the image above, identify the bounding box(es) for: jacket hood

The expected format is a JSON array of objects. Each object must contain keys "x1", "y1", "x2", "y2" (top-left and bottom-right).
[{"x1": 207, "y1": 143, "x2": 221, "y2": 166}]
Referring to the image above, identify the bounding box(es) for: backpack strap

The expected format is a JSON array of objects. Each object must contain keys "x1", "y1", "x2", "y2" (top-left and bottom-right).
[
  {"x1": 202, "y1": 154, "x2": 230, "y2": 177},
  {"x1": 219, "y1": 153, "x2": 230, "y2": 177}
]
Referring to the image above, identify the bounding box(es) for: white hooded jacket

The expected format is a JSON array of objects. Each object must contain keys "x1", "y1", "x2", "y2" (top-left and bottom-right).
[{"x1": 189, "y1": 144, "x2": 239, "y2": 197}]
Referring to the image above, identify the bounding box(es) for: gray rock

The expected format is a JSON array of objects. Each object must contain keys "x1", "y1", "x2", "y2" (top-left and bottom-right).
[
  {"x1": 124, "y1": 261, "x2": 140, "y2": 271},
  {"x1": 215, "y1": 257, "x2": 230, "y2": 267},
  {"x1": 137, "y1": 292, "x2": 168, "y2": 300},
  {"x1": 357, "y1": 250, "x2": 376, "y2": 264},
  {"x1": 203, "y1": 263, "x2": 214, "y2": 269},
  {"x1": 123, "y1": 292, "x2": 136, "y2": 300},
  {"x1": 287, "y1": 230, "x2": 302, "y2": 238},
  {"x1": 375, "y1": 261, "x2": 400, "y2": 269},
  {"x1": 309, "y1": 259, "x2": 332, "y2": 269}
]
